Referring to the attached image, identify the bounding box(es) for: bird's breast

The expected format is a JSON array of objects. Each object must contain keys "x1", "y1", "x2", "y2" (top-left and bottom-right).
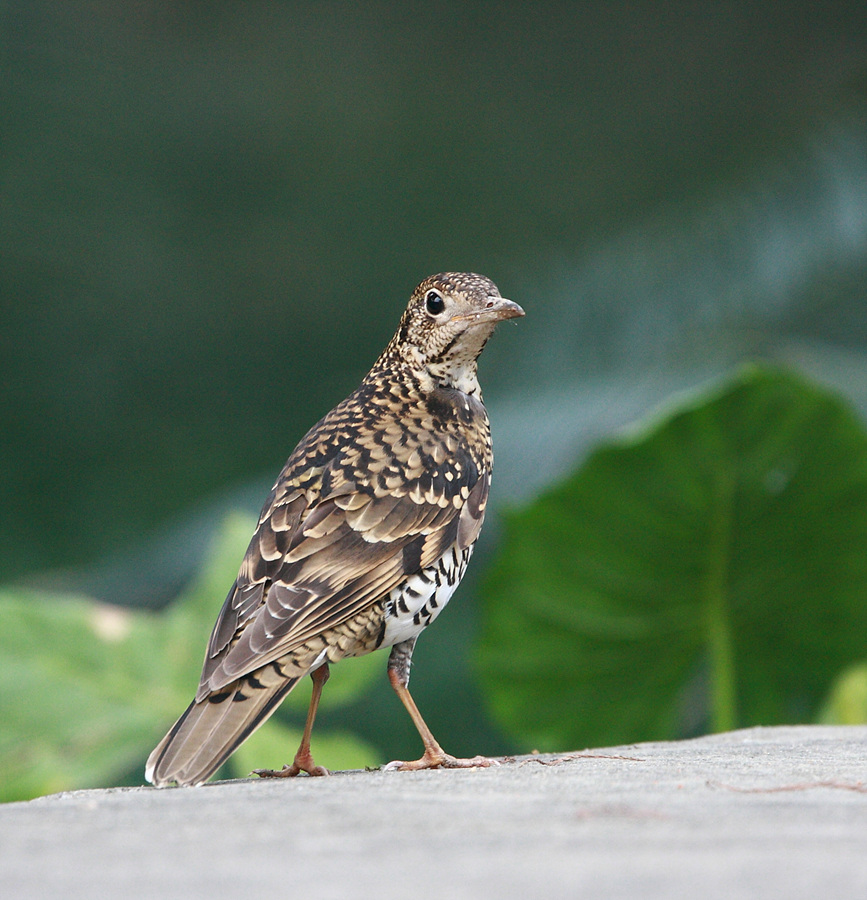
[{"x1": 381, "y1": 542, "x2": 475, "y2": 647}]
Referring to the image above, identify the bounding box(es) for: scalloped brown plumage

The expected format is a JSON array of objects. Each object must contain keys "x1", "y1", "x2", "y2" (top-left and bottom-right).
[{"x1": 146, "y1": 273, "x2": 524, "y2": 786}]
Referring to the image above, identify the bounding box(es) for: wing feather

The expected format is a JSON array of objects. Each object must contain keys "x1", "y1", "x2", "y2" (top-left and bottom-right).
[{"x1": 198, "y1": 440, "x2": 491, "y2": 697}]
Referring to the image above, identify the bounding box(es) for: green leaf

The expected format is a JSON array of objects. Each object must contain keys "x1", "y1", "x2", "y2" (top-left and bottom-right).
[
  {"x1": 477, "y1": 365, "x2": 867, "y2": 751},
  {"x1": 817, "y1": 662, "x2": 867, "y2": 725},
  {"x1": 228, "y1": 720, "x2": 381, "y2": 778},
  {"x1": 0, "y1": 511, "x2": 380, "y2": 801},
  {"x1": 0, "y1": 593, "x2": 156, "y2": 799}
]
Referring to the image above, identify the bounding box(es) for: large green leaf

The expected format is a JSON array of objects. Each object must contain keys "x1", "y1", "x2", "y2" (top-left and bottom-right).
[
  {"x1": 0, "y1": 512, "x2": 380, "y2": 801},
  {"x1": 477, "y1": 365, "x2": 867, "y2": 751}
]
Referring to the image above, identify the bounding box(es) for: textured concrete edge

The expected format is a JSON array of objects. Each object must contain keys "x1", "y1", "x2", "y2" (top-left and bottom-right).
[{"x1": 12, "y1": 723, "x2": 867, "y2": 809}]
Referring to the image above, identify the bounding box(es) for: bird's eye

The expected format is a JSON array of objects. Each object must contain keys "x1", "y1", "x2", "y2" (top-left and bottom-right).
[{"x1": 425, "y1": 290, "x2": 445, "y2": 316}]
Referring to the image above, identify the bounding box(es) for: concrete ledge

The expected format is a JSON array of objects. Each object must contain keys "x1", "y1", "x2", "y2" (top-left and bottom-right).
[{"x1": 2, "y1": 725, "x2": 866, "y2": 899}]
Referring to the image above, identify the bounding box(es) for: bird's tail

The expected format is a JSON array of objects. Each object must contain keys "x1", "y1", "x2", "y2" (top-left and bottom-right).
[{"x1": 146, "y1": 668, "x2": 302, "y2": 787}]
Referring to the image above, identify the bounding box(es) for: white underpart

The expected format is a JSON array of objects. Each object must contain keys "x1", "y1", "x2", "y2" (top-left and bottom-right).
[
  {"x1": 309, "y1": 647, "x2": 329, "y2": 670},
  {"x1": 382, "y1": 544, "x2": 474, "y2": 647}
]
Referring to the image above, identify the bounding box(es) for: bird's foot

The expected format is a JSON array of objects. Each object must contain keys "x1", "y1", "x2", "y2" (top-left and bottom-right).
[
  {"x1": 253, "y1": 748, "x2": 329, "y2": 778},
  {"x1": 253, "y1": 762, "x2": 330, "y2": 778},
  {"x1": 382, "y1": 748, "x2": 498, "y2": 772}
]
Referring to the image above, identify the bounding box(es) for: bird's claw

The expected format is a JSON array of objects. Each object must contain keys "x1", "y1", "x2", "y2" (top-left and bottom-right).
[
  {"x1": 253, "y1": 760, "x2": 329, "y2": 778},
  {"x1": 382, "y1": 752, "x2": 498, "y2": 772}
]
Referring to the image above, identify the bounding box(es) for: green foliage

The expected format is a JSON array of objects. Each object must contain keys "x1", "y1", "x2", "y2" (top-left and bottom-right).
[
  {"x1": 0, "y1": 513, "x2": 380, "y2": 802},
  {"x1": 231, "y1": 720, "x2": 380, "y2": 777},
  {"x1": 478, "y1": 365, "x2": 867, "y2": 751},
  {"x1": 818, "y1": 663, "x2": 867, "y2": 725}
]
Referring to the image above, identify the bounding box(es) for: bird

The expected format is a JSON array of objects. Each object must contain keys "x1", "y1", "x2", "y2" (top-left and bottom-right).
[{"x1": 146, "y1": 272, "x2": 524, "y2": 786}]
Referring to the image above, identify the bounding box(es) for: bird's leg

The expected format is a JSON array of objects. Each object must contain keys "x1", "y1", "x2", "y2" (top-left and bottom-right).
[
  {"x1": 254, "y1": 663, "x2": 330, "y2": 778},
  {"x1": 383, "y1": 641, "x2": 494, "y2": 772}
]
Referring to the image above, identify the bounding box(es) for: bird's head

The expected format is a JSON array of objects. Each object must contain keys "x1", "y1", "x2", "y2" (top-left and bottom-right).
[{"x1": 384, "y1": 272, "x2": 524, "y2": 393}]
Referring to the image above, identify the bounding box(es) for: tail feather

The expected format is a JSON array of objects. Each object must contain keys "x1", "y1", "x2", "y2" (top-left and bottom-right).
[{"x1": 146, "y1": 669, "x2": 302, "y2": 787}]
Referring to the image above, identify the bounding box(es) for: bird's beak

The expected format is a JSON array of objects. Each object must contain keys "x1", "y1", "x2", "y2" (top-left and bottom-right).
[{"x1": 453, "y1": 297, "x2": 525, "y2": 325}]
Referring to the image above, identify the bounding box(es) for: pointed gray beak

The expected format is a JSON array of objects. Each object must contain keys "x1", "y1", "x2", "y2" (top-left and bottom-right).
[{"x1": 454, "y1": 297, "x2": 525, "y2": 325}]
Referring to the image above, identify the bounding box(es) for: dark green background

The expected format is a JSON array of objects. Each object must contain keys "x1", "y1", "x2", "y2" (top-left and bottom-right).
[{"x1": 3, "y1": 2, "x2": 867, "y2": 759}]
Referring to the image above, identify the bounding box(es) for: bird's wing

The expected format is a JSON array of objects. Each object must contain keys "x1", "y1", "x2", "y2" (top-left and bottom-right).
[{"x1": 197, "y1": 463, "x2": 489, "y2": 698}]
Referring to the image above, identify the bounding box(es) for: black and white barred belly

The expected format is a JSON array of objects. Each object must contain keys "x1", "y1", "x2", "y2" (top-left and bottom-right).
[{"x1": 381, "y1": 544, "x2": 474, "y2": 647}]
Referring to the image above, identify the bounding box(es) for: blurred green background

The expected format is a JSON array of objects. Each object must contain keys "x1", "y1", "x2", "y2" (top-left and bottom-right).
[{"x1": 3, "y1": 2, "x2": 867, "y2": 799}]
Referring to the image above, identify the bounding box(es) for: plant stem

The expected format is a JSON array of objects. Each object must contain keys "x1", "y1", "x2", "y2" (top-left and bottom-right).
[{"x1": 705, "y1": 464, "x2": 737, "y2": 732}]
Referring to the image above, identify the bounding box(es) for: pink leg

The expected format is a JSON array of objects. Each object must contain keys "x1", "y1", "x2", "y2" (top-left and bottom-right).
[
  {"x1": 254, "y1": 664, "x2": 330, "y2": 778},
  {"x1": 384, "y1": 668, "x2": 494, "y2": 771}
]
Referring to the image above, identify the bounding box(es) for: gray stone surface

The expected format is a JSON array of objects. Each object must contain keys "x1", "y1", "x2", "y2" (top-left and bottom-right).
[{"x1": 2, "y1": 725, "x2": 866, "y2": 899}]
